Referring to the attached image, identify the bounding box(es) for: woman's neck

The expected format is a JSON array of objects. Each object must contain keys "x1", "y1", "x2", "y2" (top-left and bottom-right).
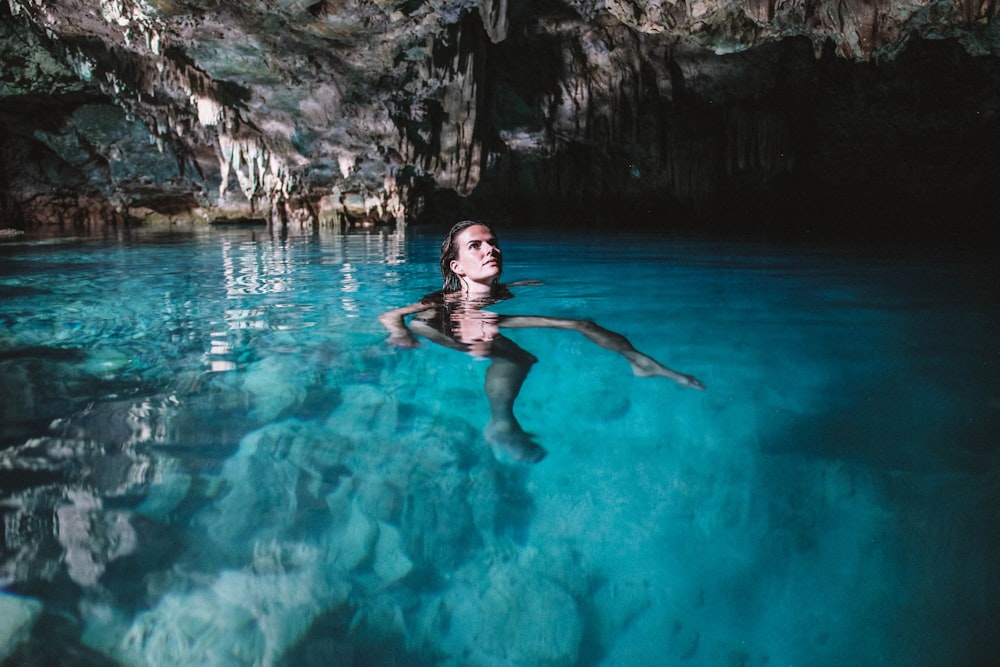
[{"x1": 461, "y1": 279, "x2": 496, "y2": 296}]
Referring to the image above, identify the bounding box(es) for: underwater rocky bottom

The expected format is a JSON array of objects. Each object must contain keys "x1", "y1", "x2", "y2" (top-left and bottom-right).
[{"x1": 1, "y1": 229, "x2": 998, "y2": 666}]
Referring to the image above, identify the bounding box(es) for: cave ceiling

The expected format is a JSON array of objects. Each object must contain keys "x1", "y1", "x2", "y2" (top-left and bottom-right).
[{"x1": 1, "y1": 0, "x2": 998, "y2": 233}]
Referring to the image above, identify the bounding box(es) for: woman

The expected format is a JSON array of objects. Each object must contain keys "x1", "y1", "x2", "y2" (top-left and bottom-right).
[{"x1": 378, "y1": 220, "x2": 704, "y2": 463}]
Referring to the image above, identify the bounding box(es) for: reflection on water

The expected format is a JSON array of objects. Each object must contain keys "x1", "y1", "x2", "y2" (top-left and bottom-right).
[{"x1": 0, "y1": 227, "x2": 998, "y2": 666}]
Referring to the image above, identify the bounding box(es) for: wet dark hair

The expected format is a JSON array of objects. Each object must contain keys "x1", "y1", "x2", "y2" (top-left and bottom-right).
[{"x1": 439, "y1": 220, "x2": 499, "y2": 292}]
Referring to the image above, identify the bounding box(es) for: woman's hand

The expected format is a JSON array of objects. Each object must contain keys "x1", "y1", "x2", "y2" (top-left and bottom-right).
[
  {"x1": 378, "y1": 302, "x2": 432, "y2": 349},
  {"x1": 386, "y1": 332, "x2": 421, "y2": 349}
]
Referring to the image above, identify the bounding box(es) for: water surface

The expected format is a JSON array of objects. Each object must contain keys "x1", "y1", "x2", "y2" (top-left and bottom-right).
[{"x1": 1, "y1": 226, "x2": 997, "y2": 666}]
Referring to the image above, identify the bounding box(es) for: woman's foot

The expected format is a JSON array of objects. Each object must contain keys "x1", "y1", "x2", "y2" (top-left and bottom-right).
[
  {"x1": 484, "y1": 419, "x2": 547, "y2": 464},
  {"x1": 626, "y1": 352, "x2": 705, "y2": 389}
]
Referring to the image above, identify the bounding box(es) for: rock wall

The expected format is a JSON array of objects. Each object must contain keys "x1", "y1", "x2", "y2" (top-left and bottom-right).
[{"x1": 1, "y1": 0, "x2": 998, "y2": 235}]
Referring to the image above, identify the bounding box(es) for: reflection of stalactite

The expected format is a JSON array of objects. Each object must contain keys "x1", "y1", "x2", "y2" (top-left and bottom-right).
[
  {"x1": 479, "y1": 0, "x2": 509, "y2": 43},
  {"x1": 0, "y1": 432, "x2": 159, "y2": 588}
]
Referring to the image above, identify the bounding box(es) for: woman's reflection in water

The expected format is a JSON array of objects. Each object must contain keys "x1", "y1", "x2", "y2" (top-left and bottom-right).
[{"x1": 378, "y1": 221, "x2": 704, "y2": 463}]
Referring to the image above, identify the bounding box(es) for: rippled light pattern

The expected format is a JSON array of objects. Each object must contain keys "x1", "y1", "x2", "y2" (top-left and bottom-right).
[{"x1": 0, "y1": 228, "x2": 997, "y2": 666}]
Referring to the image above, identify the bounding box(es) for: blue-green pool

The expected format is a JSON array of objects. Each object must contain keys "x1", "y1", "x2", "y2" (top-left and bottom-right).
[{"x1": 1, "y1": 226, "x2": 997, "y2": 666}]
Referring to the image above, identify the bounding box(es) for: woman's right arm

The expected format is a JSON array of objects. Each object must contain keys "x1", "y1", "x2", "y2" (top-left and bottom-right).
[{"x1": 378, "y1": 302, "x2": 434, "y2": 348}]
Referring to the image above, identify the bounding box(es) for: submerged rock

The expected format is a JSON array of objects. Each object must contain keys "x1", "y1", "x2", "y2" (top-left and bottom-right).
[
  {"x1": 78, "y1": 406, "x2": 505, "y2": 664},
  {"x1": 85, "y1": 558, "x2": 352, "y2": 667},
  {"x1": 241, "y1": 356, "x2": 314, "y2": 423},
  {"x1": 66, "y1": 379, "x2": 678, "y2": 667},
  {"x1": 332, "y1": 497, "x2": 380, "y2": 572},
  {"x1": 0, "y1": 356, "x2": 89, "y2": 442},
  {"x1": 423, "y1": 555, "x2": 583, "y2": 666},
  {"x1": 372, "y1": 520, "x2": 414, "y2": 586},
  {"x1": 0, "y1": 592, "x2": 43, "y2": 662}
]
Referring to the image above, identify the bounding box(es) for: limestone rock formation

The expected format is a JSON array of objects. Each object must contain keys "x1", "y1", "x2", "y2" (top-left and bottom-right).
[
  {"x1": 1, "y1": 0, "x2": 998, "y2": 234},
  {"x1": 0, "y1": 592, "x2": 43, "y2": 661}
]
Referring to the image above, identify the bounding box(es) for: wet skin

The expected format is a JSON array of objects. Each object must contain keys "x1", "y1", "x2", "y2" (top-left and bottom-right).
[{"x1": 378, "y1": 225, "x2": 704, "y2": 463}]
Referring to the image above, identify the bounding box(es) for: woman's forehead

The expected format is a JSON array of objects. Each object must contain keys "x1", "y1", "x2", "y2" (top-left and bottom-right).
[{"x1": 457, "y1": 224, "x2": 495, "y2": 242}]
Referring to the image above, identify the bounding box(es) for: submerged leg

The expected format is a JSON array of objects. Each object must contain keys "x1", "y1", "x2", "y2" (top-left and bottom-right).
[
  {"x1": 409, "y1": 320, "x2": 546, "y2": 463},
  {"x1": 482, "y1": 337, "x2": 546, "y2": 463}
]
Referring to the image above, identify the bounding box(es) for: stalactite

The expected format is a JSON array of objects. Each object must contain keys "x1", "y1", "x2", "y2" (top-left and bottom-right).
[
  {"x1": 67, "y1": 52, "x2": 96, "y2": 82},
  {"x1": 216, "y1": 134, "x2": 294, "y2": 204},
  {"x1": 479, "y1": 0, "x2": 509, "y2": 43},
  {"x1": 396, "y1": 19, "x2": 485, "y2": 197},
  {"x1": 724, "y1": 106, "x2": 791, "y2": 178},
  {"x1": 604, "y1": 0, "x2": 675, "y2": 33},
  {"x1": 96, "y1": 0, "x2": 162, "y2": 60},
  {"x1": 196, "y1": 96, "x2": 224, "y2": 127},
  {"x1": 436, "y1": 42, "x2": 481, "y2": 194},
  {"x1": 12, "y1": 0, "x2": 306, "y2": 212},
  {"x1": 742, "y1": 0, "x2": 776, "y2": 23},
  {"x1": 218, "y1": 135, "x2": 235, "y2": 198},
  {"x1": 338, "y1": 154, "x2": 355, "y2": 179}
]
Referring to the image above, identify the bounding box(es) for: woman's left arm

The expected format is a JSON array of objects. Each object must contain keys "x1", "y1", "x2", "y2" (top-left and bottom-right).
[
  {"x1": 497, "y1": 314, "x2": 704, "y2": 389},
  {"x1": 378, "y1": 302, "x2": 433, "y2": 348}
]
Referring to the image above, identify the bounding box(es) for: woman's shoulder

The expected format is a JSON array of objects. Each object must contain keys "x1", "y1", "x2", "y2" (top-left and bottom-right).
[
  {"x1": 421, "y1": 281, "x2": 535, "y2": 306},
  {"x1": 495, "y1": 280, "x2": 541, "y2": 299},
  {"x1": 492, "y1": 284, "x2": 515, "y2": 301},
  {"x1": 419, "y1": 289, "x2": 448, "y2": 305}
]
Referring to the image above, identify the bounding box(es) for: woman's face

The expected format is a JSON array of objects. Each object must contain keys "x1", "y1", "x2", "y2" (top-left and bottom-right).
[{"x1": 450, "y1": 224, "x2": 502, "y2": 292}]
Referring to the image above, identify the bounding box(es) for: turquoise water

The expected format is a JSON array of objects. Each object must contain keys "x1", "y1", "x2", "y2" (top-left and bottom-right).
[{"x1": 1, "y1": 227, "x2": 997, "y2": 666}]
